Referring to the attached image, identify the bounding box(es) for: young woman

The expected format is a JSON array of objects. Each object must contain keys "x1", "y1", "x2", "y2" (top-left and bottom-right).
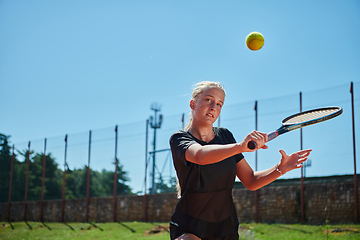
[{"x1": 169, "y1": 81, "x2": 311, "y2": 240}]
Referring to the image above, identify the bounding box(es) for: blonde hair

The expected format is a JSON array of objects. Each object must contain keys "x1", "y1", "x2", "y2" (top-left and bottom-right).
[{"x1": 184, "y1": 81, "x2": 226, "y2": 131}]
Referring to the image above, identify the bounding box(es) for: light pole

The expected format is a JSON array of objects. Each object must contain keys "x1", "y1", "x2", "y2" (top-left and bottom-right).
[{"x1": 149, "y1": 103, "x2": 163, "y2": 194}]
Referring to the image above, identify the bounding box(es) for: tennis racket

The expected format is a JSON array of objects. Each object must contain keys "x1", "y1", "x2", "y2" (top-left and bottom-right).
[{"x1": 247, "y1": 106, "x2": 343, "y2": 150}]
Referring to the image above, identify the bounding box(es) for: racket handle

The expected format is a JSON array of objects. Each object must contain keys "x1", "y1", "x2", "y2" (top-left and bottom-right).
[
  {"x1": 247, "y1": 131, "x2": 279, "y2": 150},
  {"x1": 247, "y1": 141, "x2": 257, "y2": 150}
]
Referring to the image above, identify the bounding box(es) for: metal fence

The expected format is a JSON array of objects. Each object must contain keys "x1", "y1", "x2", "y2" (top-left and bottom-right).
[{"x1": 2, "y1": 81, "x2": 359, "y2": 221}]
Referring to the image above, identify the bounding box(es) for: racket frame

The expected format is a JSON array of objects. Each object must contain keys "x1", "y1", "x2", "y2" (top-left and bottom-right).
[{"x1": 248, "y1": 106, "x2": 343, "y2": 150}]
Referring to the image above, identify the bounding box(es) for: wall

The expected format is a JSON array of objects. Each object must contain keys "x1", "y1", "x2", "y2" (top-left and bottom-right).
[{"x1": 1, "y1": 179, "x2": 359, "y2": 224}]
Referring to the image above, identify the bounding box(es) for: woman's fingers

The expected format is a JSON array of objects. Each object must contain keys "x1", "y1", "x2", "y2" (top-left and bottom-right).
[
  {"x1": 298, "y1": 149, "x2": 312, "y2": 157},
  {"x1": 249, "y1": 131, "x2": 268, "y2": 149},
  {"x1": 279, "y1": 149, "x2": 312, "y2": 173}
]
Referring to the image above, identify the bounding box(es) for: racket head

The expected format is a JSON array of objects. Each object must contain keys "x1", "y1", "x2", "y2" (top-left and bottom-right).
[
  {"x1": 247, "y1": 106, "x2": 342, "y2": 150},
  {"x1": 281, "y1": 106, "x2": 343, "y2": 131}
]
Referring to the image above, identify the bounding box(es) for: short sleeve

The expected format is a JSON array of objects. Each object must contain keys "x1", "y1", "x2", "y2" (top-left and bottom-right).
[{"x1": 169, "y1": 131, "x2": 196, "y2": 166}]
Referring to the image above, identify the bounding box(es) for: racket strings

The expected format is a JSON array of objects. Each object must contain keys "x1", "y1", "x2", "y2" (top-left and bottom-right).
[{"x1": 283, "y1": 109, "x2": 338, "y2": 125}]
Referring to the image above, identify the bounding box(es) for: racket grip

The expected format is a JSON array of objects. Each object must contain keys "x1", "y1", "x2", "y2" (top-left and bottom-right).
[{"x1": 247, "y1": 131, "x2": 279, "y2": 150}]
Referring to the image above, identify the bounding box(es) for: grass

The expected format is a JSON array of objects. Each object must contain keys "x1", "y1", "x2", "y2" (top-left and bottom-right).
[
  {"x1": 0, "y1": 221, "x2": 169, "y2": 240},
  {"x1": 239, "y1": 223, "x2": 360, "y2": 239},
  {"x1": 0, "y1": 221, "x2": 359, "y2": 239}
]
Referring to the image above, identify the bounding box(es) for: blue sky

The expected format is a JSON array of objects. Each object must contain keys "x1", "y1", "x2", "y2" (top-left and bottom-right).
[{"x1": 1, "y1": 0, "x2": 359, "y2": 193}]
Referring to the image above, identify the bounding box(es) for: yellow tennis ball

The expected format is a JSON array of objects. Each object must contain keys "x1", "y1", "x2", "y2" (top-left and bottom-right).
[{"x1": 246, "y1": 32, "x2": 264, "y2": 51}]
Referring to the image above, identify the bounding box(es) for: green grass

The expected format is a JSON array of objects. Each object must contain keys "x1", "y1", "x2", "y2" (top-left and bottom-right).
[
  {"x1": 0, "y1": 221, "x2": 359, "y2": 239},
  {"x1": 239, "y1": 223, "x2": 360, "y2": 239},
  {"x1": 0, "y1": 221, "x2": 170, "y2": 240}
]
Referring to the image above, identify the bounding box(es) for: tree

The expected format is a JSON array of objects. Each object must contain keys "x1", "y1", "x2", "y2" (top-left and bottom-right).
[
  {"x1": 1, "y1": 133, "x2": 134, "y2": 201},
  {"x1": 0, "y1": 134, "x2": 12, "y2": 202},
  {"x1": 150, "y1": 176, "x2": 177, "y2": 194},
  {"x1": 11, "y1": 161, "x2": 27, "y2": 202},
  {"x1": 64, "y1": 168, "x2": 77, "y2": 199},
  {"x1": 68, "y1": 160, "x2": 132, "y2": 198},
  {"x1": 62, "y1": 159, "x2": 132, "y2": 199},
  {"x1": 31, "y1": 153, "x2": 62, "y2": 200},
  {"x1": 114, "y1": 160, "x2": 132, "y2": 195}
]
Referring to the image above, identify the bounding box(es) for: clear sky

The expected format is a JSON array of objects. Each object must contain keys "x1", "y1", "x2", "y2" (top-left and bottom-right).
[{"x1": 1, "y1": 0, "x2": 360, "y2": 193}]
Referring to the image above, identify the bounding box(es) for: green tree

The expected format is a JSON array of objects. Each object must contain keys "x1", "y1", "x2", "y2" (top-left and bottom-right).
[
  {"x1": 63, "y1": 160, "x2": 132, "y2": 199},
  {"x1": 71, "y1": 167, "x2": 87, "y2": 199},
  {"x1": 100, "y1": 162, "x2": 132, "y2": 196},
  {"x1": 0, "y1": 134, "x2": 12, "y2": 202},
  {"x1": 114, "y1": 161, "x2": 132, "y2": 195},
  {"x1": 63, "y1": 168, "x2": 77, "y2": 199},
  {"x1": 151, "y1": 176, "x2": 177, "y2": 194},
  {"x1": 66, "y1": 166, "x2": 110, "y2": 198},
  {"x1": 12, "y1": 148, "x2": 33, "y2": 202},
  {"x1": 10, "y1": 161, "x2": 25, "y2": 202},
  {"x1": 10, "y1": 149, "x2": 62, "y2": 201},
  {"x1": 31, "y1": 153, "x2": 62, "y2": 200},
  {"x1": 1, "y1": 133, "x2": 134, "y2": 201},
  {"x1": 88, "y1": 168, "x2": 107, "y2": 197}
]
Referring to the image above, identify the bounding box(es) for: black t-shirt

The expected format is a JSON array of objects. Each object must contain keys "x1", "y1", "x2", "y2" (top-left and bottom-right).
[{"x1": 169, "y1": 127, "x2": 244, "y2": 238}]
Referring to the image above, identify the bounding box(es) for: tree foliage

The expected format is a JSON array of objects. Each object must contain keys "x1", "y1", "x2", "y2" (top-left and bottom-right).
[
  {"x1": 0, "y1": 134, "x2": 13, "y2": 202},
  {"x1": 0, "y1": 134, "x2": 134, "y2": 203}
]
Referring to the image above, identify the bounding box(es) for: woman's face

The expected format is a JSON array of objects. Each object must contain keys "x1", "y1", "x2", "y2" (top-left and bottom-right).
[{"x1": 190, "y1": 87, "x2": 225, "y2": 126}]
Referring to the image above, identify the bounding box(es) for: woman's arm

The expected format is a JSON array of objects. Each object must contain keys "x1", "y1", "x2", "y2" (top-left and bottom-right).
[
  {"x1": 237, "y1": 149, "x2": 312, "y2": 191},
  {"x1": 185, "y1": 130, "x2": 268, "y2": 165},
  {"x1": 185, "y1": 143, "x2": 241, "y2": 165}
]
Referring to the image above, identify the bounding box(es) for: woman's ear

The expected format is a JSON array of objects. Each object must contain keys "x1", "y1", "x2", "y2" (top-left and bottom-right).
[{"x1": 190, "y1": 100, "x2": 195, "y2": 110}]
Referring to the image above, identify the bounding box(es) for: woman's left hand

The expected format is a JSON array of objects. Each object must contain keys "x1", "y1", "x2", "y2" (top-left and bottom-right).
[{"x1": 278, "y1": 149, "x2": 312, "y2": 174}]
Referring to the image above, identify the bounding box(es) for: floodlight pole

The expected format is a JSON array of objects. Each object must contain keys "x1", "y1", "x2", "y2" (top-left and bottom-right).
[{"x1": 149, "y1": 103, "x2": 163, "y2": 194}]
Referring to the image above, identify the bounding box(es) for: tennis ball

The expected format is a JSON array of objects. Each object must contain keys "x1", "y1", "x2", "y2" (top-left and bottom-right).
[{"x1": 246, "y1": 32, "x2": 264, "y2": 51}]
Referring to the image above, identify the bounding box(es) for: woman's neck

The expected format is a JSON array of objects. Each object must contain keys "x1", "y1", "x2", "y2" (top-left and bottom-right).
[{"x1": 188, "y1": 124, "x2": 215, "y2": 142}]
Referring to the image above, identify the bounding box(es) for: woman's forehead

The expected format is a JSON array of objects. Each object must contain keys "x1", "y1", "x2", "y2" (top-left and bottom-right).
[{"x1": 199, "y1": 87, "x2": 225, "y2": 99}]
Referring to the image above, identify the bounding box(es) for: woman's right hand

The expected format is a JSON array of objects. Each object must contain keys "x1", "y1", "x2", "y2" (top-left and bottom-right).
[{"x1": 239, "y1": 130, "x2": 268, "y2": 152}]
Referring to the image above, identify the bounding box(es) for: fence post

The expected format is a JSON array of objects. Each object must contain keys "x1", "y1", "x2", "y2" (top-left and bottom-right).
[
  {"x1": 350, "y1": 82, "x2": 359, "y2": 222},
  {"x1": 61, "y1": 135, "x2": 68, "y2": 222},
  {"x1": 23, "y1": 142, "x2": 31, "y2": 221},
  {"x1": 113, "y1": 126, "x2": 118, "y2": 222},
  {"x1": 85, "y1": 130, "x2": 91, "y2": 222},
  {"x1": 143, "y1": 119, "x2": 149, "y2": 221},
  {"x1": 7, "y1": 145, "x2": 15, "y2": 222},
  {"x1": 40, "y1": 138, "x2": 47, "y2": 222},
  {"x1": 300, "y1": 92, "x2": 305, "y2": 223},
  {"x1": 254, "y1": 101, "x2": 258, "y2": 223}
]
